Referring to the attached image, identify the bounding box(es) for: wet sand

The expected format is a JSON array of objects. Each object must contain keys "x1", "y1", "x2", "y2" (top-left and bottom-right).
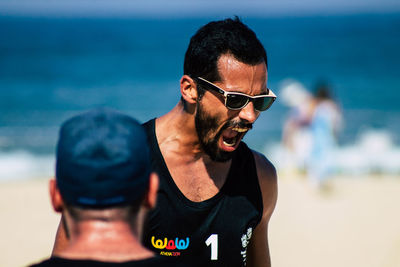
[{"x1": 1, "y1": 175, "x2": 399, "y2": 267}]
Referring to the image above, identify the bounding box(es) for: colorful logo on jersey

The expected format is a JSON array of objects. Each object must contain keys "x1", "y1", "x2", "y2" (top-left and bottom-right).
[{"x1": 151, "y1": 236, "x2": 190, "y2": 256}]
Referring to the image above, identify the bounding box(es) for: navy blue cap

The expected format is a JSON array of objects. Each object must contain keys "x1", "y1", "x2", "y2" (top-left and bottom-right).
[{"x1": 55, "y1": 108, "x2": 151, "y2": 208}]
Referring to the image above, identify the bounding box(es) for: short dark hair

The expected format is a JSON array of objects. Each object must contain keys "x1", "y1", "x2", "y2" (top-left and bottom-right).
[
  {"x1": 314, "y1": 81, "x2": 332, "y2": 100},
  {"x1": 184, "y1": 17, "x2": 267, "y2": 83}
]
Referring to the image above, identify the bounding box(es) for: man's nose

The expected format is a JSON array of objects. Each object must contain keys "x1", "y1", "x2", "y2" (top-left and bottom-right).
[{"x1": 238, "y1": 101, "x2": 258, "y2": 124}]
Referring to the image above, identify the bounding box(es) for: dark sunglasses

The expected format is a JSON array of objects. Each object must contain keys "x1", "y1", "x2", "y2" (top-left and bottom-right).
[{"x1": 195, "y1": 77, "x2": 276, "y2": 112}]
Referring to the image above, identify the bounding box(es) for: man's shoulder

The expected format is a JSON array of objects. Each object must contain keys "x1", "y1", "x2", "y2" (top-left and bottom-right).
[
  {"x1": 249, "y1": 148, "x2": 277, "y2": 219},
  {"x1": 251, "y1": 149, "x2": 276, "y2": 177},
  {"x1": 236, "y1": 142, "x2": 276, "y2": 180}
]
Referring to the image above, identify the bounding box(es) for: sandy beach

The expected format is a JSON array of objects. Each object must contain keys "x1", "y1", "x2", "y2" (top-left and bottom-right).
[{"x1": 1, "y1": 174, "x2": 400, "y2": 267}]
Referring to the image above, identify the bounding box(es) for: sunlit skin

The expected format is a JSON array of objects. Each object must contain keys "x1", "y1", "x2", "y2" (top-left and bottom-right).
[
  {"x1": 152, "y1": 54, "x2": 269, "y2": 202},
  {"x1": 195, "y1": 54, "x2": 268, "y2": 161},
  {"x1": 51, "y1": 174, "x2": 160, "y2": 261}
]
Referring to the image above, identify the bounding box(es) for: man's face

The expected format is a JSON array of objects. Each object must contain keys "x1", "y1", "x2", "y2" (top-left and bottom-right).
[{"x1": 195, "y1": 54, "x2": 268, "y2": 162}]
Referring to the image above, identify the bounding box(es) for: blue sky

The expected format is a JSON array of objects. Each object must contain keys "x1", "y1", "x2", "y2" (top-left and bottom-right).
[{"x1": 1, "y1": 0, "x2": 400, "y2": 17}]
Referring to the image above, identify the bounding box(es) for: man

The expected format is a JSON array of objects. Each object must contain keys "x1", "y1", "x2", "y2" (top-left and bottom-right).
[
  {"x1": 32, "y1": 109, "x2": 184, "y2": 266},
  {"x1": 53, "y1": 17, "x2": 277, "y2": 267},
  {"x1": 141, "y1": 18, "x2": 277, "y2": 267}
]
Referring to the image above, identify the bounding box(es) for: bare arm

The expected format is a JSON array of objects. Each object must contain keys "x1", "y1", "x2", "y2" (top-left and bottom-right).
[{"x1": 247, "y1": 151, "x2": 278, "y2": 267}]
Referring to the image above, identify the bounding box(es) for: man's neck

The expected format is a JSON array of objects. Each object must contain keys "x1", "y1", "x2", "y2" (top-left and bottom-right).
[
  {"x1": 156, "y1": 102, "x2": 212, "y2": 162},
  {"x1": 54, "y1": 220, "x2": 154, "y2": 262},
  {"x1": 155, "y1": 102, "x2": 232, "y2": 202}
]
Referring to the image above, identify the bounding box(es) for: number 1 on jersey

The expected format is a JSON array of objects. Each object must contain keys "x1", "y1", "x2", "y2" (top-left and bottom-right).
[{"x1": 205, "y1": 234, "x2": 218, "y2": 260}]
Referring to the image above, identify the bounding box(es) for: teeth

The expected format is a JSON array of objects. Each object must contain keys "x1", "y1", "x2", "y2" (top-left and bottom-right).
[
  {"x1": 223, "y1": 140, "x2": 236, "y2": 147},
  {"x1": 222, "y1": 127, "x2": 248, "y2": 148},
  {"x1": 232, "y1": 127, "x2": 248, "y2": 133}
]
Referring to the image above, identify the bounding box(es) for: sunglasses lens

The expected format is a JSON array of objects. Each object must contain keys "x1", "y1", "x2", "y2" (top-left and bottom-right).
[
  {"x1": 196, "y1": 76, "x2": 276, "y2": 111},
  {"x1": 226, "y1": 94, "x2": 249, "y2": 109},
  {"x1": 254, "y1": 97, "x2": 276, "y2": 111}
]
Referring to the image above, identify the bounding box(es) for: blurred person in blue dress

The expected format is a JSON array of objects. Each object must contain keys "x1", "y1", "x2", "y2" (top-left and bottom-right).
[
  {"x1": 307, "y1": 81, "x2": 342, "y2": 189},
  {"x1": 281, "y1": 80, "x2": 342, "y2": 189},
  {"x1": 281, "y1": 80, "x2": 313, "y2": 175}
]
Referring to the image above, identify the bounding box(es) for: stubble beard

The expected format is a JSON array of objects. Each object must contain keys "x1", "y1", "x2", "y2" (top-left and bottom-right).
[{"x1": 194, "y1": 103, "x2": 235, "y2": 162}]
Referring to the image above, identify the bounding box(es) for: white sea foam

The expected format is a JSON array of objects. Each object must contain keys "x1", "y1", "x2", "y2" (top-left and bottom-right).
[
  {"x1": 0, "y1": 151, "x2": 54, "y2": 181},
  {"x1": 0, "y1": 129, "x2": 399, "y2": 182},
  {"x1": 266, "y1": 129, "x2": 400, "y2": 176}
]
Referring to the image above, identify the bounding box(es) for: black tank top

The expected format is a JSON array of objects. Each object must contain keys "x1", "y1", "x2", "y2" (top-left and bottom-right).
[{"x1": 142, "y1": 119, "x2": 263, "y2": 267}]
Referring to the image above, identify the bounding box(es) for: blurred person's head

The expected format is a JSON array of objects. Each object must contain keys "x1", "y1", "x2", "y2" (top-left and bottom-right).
[
  {"x1": 314, "y1": 81, "x2": 332, "y2": 101},
  {"x1": 50, "y1": 108, "x2": 158, "y2": 230}
]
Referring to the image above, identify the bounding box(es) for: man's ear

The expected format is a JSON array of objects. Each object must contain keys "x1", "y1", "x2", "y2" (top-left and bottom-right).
[
  {"x1": 143, "y1": 172, "x2": 159, "y2": 209},
  {"x1": 180, "y1": 75, "x2": 198, "y2": 104},
  {"x1": 49, "y1": 178, "x2": 64, "y2": 213}
]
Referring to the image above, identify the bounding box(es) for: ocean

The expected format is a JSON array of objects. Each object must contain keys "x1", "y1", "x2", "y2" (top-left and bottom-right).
[{"x1": 0, "y1": 13, "x2": 399, "y2": 180}]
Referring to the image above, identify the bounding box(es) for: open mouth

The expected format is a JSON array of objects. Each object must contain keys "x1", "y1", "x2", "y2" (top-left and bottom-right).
[{"x1": 220, "y1": 127, "x2": 249, "y2": 151}]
